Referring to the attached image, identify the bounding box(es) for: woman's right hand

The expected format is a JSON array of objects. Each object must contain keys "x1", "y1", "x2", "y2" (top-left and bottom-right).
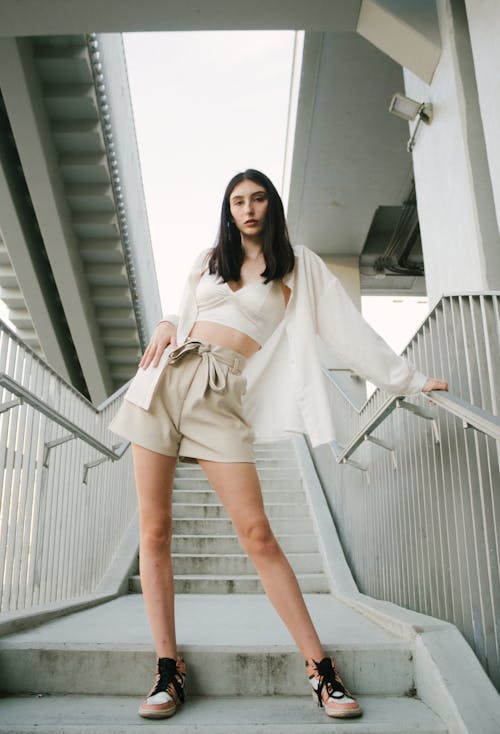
[{"x1": 139, "y1": 321, "x2": 178, "y2": 370}]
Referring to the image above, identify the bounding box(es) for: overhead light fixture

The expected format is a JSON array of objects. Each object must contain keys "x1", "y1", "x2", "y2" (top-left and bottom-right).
[{"x1": 389, "y1": 92, "x2": 433, "y2": 152}]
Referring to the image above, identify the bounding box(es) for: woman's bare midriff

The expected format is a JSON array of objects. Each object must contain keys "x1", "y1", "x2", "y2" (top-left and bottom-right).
[{"x1": 187, "y1": 321, "x2": 262, "y2": 358}]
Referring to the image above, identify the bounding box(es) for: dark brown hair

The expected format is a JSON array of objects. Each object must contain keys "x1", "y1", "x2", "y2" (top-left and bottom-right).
[{"x1": 207, "y1": 169, "x2": 295, "y2": 283}]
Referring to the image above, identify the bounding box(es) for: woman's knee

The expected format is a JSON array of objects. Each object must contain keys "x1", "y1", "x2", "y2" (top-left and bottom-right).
[
  {"x1": 140, "y1": 514, "x2": 173, "y2": 554},
  {"x1": 239, "y1": 518, "x2": 280, "y2": 558}
]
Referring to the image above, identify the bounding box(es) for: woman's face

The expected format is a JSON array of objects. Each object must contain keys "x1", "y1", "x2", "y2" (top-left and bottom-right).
[{"x1": 229, "y1": 179, "x2": 269, "y2": 237}]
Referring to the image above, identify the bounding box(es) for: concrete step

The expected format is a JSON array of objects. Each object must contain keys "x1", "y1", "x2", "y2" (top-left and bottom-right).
[
  {"x1": 171, "y1": 534, "x2": 319, "y2": 554},
  {"x1": 172, "y1": 502, "x2": 307, "y2": 519},
  {"x1": 173, "y1": 489, "x2": 306, "y2": 504},
  {"x1": 173, "y1": 478, "x2": 303, "y2": 491},
  {"x1": 170, "y1": 552, "x2": 324, "y2": 575},
  {"x1": 0, "y1": 595, "x2": 415, "y2": 697},
  {"x1": 253, "y1": 440, "x2": 295, "y2": 450},
  {"x1": 252, "y1": 452, "x2": 296, "y2": 461},
  {"x1": 0, "y1": 694, "x2": 448, "y2": 733},
  {"x1": 172, "y1": 517, "x2": 313, "y2": 535},
  {"x1": 175, "y1": 459, "x2": 298, "y2": 472},
  {"x1": 129, "y1": 573, "x2": 330, "y2": 594},
  {"x1": 176, "y1": 468, "x2": 300, "y2": 480}
]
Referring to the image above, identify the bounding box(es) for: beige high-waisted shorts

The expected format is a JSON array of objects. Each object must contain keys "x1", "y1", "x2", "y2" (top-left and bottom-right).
[{"x1": 107, "y1": 339, "x2": 256, "y2": 464}]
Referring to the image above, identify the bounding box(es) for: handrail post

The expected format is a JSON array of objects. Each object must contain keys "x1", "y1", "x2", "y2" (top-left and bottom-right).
[
  {"x1": 396, "y1": 399, "x2": 441, "y2": 444},
  {"x1": 43, "y1": 433, "x2": 77, "y2": 468},
  {"x1": 0, "y1": 397, "x2": 22, "y2": 414},
  {"x1": 364, "y1": 434, "x2": 397, "y2": 470},
  {"x1": 83, "y1": 443, "x2": 125, "y2": 484}
]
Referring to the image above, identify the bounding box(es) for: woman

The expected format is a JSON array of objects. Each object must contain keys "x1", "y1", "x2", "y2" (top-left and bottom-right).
[{"x1": 109, "y1": 169, "x2": 448, "y2": 721}]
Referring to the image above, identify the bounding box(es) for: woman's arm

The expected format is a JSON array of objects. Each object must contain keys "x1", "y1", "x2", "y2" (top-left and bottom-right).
[
  {"x1": 138, "y1": 247, "x2": 211, "y2": 371},
  {"x1": 316, "y1": 276, "x2": 448, "y2": 395}
]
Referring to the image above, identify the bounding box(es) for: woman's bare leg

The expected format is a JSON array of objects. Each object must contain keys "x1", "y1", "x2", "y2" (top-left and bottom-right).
[
  {"x1": 132, "y1": 444, "x2": 178, "y2": 658},
  {"x1": 197, "y1": 459, "x2": 325, "y2": 662}
]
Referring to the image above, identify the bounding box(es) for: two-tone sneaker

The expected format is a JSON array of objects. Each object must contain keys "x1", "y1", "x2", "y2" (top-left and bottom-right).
[
  {"x1": 138, "y1": 656, "x2": 186, "y2": 719},
  {"x1": 306, "y1": 656, "x2": 362, "y2": 718}
]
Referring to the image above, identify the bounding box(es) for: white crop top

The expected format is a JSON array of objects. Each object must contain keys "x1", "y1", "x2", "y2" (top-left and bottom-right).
[{"x1": 195, "y1": 269, "x2": 286, "y2": 346}]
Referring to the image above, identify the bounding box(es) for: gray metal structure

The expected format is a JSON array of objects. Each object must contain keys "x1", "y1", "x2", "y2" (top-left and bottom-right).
[
  {"x1": 310, "y1": 293, "x2": 500, "y2": 690},
  {"x1": 0, "y1": 319, "x2": 135, "y2": 613},
  {"x1": 0, "y1": 33, "x2": 161, "y2": 403}
]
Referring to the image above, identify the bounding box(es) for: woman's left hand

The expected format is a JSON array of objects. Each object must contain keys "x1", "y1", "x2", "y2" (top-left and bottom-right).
[{"x1": 422, "y1": 378, "x2": 449, "y2": 393}]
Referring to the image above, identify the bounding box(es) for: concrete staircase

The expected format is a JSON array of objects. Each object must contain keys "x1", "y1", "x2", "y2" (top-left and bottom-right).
[
  {"x1": 0, "y1": 438, "x2": 448, "y2": 732},
  {"x1": 130, "y1": 441, "x2": 329, "y2": 595}
]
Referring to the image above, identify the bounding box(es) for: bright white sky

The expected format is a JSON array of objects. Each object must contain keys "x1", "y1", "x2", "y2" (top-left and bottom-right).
[
  {"x1": 123, "y1": 31, "x2": 429, "y2": 357},
  {"x1": 123, "y1": 31, "x2": 296, "y2": 316},
  {"x1": 0, "y1": 32, "x2": 429, "y2": 359}
]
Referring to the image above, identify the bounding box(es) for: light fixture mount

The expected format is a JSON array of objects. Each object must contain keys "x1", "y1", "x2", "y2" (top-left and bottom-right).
[{"x1": 388, "y1": 93, "x2": 433, "y2": 152}]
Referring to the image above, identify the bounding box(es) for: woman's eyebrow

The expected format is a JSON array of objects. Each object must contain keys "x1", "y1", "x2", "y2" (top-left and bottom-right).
[{"x1": 230, "y1": 190, "x2": 267, "y2": 201}]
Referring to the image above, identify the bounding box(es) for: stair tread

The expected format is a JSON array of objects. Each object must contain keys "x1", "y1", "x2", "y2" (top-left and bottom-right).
[
  {"x1": 168, "y1": 573, "x2": 327, "y2": 580},
  {"x1": 0, "y1": 694, "x2": 447, "y2": 733},
  {"x1": 0, "y1": 595, "x2": 405, "y2": 648},
  {"x1": 170, "y1": 552, "x2": 321, "y2": 558},
  {"x1": 173, "y1": 502, "x2": 304, "y2": 507}
]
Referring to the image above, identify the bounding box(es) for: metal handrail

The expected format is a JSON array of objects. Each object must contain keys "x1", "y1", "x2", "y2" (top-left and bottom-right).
[
  {"x1": 0, "y1": 373, "x2": 129, "y2": 461},
  {"x1": 425, "y1": 390, "x2": 500, "y2": 440},
  {"x1": 324, "y1": 368, "x2": 500, "y2": 464}
]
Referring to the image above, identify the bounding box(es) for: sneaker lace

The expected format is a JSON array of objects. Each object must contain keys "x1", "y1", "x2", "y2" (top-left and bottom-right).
[
  {"x1": 151, "y1": 657, "x2": 185, "y2": 703},
  {"x1": 313, "y1": 658, "x2": 348, "y2": 708}
]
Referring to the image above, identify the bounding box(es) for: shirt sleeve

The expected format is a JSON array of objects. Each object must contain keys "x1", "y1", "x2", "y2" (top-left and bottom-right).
[{"x1": 316, "y1": 275, "x2": 428, "y2": 396}]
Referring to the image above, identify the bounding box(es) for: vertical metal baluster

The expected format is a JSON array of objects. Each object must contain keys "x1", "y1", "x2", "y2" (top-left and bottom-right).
[
  {"x1": 437, "y1": 303, "x2": 454, "y2": 621},
  {"x1": 0, "y1": 330, "x2": 15, "y2": 611},
  {"x1": 420, "y1": 314, "x2": 438, "y2": 618},
  {"x1": 3, "y1": 338, "x2": 25, "y2": 611},
  {"x1": 24, "y1": 364, "x2": 49, "y2": 609},
  {"x1": 12, "y1": 352, "x2": 39, "y2": 610}
]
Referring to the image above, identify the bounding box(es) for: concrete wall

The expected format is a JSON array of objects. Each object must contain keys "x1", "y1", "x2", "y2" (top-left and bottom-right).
[
  {"x1": 403, "y1": 0, "x2": 500, "y2": 306},
  {"x1": 464, "y1": 0, "x2": 500, "y2": 236}
]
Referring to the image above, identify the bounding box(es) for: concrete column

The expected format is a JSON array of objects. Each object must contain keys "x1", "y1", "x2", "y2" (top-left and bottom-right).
[
  {"x1": 464, "y1": 0, "x2": 500, "y2": 238},
  {"x1": 403, "y1": 0, "x2": 500, "y2": 306}
]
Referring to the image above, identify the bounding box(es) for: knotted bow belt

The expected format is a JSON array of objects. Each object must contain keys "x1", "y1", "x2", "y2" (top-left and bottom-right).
[{"x1": 166, "y1": 340, "x2": 244, "y2": 394}]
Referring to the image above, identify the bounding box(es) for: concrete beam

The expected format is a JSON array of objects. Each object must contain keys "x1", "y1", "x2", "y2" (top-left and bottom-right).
[
  {"x1": 95, "y1": 34, "x2": 161, "y2": 339},
  {"x1": 357, "y1": 0, "x2": 441, "y2": 84},
  {"x1": 0, "y1": 1, "x2": 361, "y2": 36},
  {"x1": 285, "y1": 31, "x2": 324, "y2": 246},
  {"x1": 0, "y1": 160, "x2": 71, "y2": 380},
  {"x1": 0, "y1": 37, "x2": 113, "y2": 402},
  {"x1": 286, "y1": 30, "x2": 411, "y2": 256}
]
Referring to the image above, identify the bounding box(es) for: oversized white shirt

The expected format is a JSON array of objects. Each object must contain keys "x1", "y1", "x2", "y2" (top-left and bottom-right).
[{"x1": 123, "y1": 245, "x2": 428, "y2": 448}]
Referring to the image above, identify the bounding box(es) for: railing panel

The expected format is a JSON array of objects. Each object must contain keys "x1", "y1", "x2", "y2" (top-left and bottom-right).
[
  {"x1": 0, "y1": 321, "x2": 136, "y2": 615},
  {"x1": 311, "y1": 294, "x2": 500, "y2": 690}
]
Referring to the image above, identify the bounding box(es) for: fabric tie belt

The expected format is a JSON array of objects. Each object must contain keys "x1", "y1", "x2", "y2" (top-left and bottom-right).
[{"x1": 166, "y1": 340, "x2": 244, "y2": 394}]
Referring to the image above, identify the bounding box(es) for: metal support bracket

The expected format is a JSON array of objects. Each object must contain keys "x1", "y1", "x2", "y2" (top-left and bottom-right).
[
  {"x1": 396, "y1": 399, "x2": 441, "y2": 444},
  {"x1": 83, "y1": 456, "x2": 108, "y2": 485},
  {"x1": 364, "y1": 434, "x2": 397, "y2": 470},
  {"x1": 83, "y1": 443, "x2": 124, "y2": 484},
  {"x1": 43, "y1": 433, "x2": 76, "y2": 467},
  {"x1": 0, "y1": 397, "x2": 22, "y2": 414},
  {"x1": 342, "y1": 456, "x2": 368, "y2": 471}
]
